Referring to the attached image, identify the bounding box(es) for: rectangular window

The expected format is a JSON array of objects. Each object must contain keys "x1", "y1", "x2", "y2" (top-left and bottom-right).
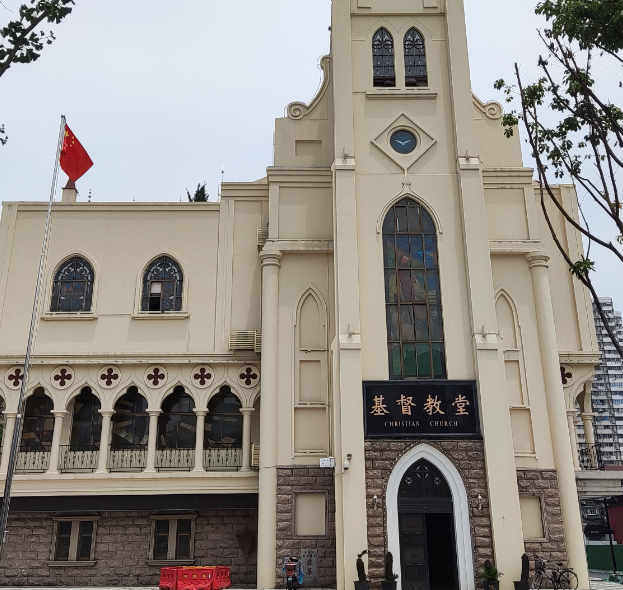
[
  {"x1": 151, "y1": 516, "x2": 195, "y2": 562},
  {"x1": 52, "y1": 519, "x2": 97, "y2": 563}
]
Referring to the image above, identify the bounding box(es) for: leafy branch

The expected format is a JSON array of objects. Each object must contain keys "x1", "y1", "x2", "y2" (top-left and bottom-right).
[
  {"x1": 0, "y1": 0, "x2": 74, "y2": 144},
  {"x1": 495, "y1": 0, "x2": 623, "y2": 361}
]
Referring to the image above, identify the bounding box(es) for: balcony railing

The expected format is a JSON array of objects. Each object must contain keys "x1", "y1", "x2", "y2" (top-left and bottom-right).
[
  {"x1": 108, "y1": 444, "x2": 147, "y2": 472},
  {"x1": 16, "y1": 447, "x2": 50, "y2": 473},
  {"x1": 204, "y1": 444, "x2": 242, "y2": 471},
  {"x1": 59, "y1": 445, "x2": 99, "y2": 473},
  {"x1": 156, "y1": 446, "x2": 195, "y2": 471}
]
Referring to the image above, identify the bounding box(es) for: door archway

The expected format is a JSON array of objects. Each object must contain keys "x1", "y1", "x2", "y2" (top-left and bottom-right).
[{"x1": 386, "y1": 445, "x2": 475, "y2": 590}]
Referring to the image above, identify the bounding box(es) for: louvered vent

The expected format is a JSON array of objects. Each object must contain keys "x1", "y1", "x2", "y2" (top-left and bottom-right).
[
  {"x1": 257, "y1": 227, "x2": 268, "y2": 248},
  {"x1": 251, "y1": 443, "x2": 260, "y2": 468},
  {"x1": 229, "y1": 330, "x2": 262, "y2": 353}
]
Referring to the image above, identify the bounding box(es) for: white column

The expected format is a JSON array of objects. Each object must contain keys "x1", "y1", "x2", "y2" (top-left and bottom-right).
[
  {"x1": 240, "y1": 408, "x2": 255, "y2": 472},
  {"x1": 193, "y1": 409, "x2": 207, "y2": 472},
  {"x1": 145, "y1": 409, "x2": 161, "y2": 473},
  {"x1": 95, "y1": 410, "x2": 114, "y2": 474},
  {"x1": 47, "y1": 410, "x2": 69, "y2": 474},
  {"x1": 257, "y1": 248, "x2": 282, "y2": 590},
  {"x1": 0, "y1": 412, "x2": 17, "y2": 474},
  {"x1": 527, "y1": 252, "x2": 589, "y2": 587},
  {"x1": 567, "y1": 410, "x2": 580, "y2": 470},
  {"x1": 582, "y1": 412, "x2": 597, "y2": 468}
]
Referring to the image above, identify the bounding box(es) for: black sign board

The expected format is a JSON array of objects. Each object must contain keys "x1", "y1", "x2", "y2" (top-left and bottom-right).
[{"x1": 363, "y1": 380, "x2": 480, "y2": 438}]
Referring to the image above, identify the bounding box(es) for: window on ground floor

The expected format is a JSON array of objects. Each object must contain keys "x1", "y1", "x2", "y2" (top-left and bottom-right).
[
  {"x1": 149, "y1": 514, "x2": 196, "y2": 562},
  {"x1": 50, "y1": 517, "x2": 98, "y2": 563}
]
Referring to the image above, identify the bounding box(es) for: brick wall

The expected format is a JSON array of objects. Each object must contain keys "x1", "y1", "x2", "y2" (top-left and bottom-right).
[
  {"x1": 516, "y1": 469, "x2": 567, "y2": 565},
  {"x1": 0, "y1": 509, "x2": 257, "y2": 587},
  {"x1": 275, "y1": 465, "x2": 337, "y2": 588},
  {"x1": 364, "y1": 439, "x2": 494, "y2": 587}
]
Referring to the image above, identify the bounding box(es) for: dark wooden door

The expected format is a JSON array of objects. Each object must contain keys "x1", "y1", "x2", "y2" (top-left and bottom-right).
[{"x1": 399, "y1": 512, "x2": 429, "y2": 590}]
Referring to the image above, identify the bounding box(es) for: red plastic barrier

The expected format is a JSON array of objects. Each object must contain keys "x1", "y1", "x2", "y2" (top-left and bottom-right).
[{"x1": 159, "y1": 566, "x2": 230, "y2": 590}]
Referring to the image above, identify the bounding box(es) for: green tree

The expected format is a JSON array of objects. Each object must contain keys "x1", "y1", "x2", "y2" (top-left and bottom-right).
[
  {"x1": 187, "y1": 182, "x2": 209, "y2": 202},
  {"x1": 495, "y1": 0, "x2": 623, "y2": 360},
  {"x1": 0, "y1": 0, "x2": 74, "y2": 145}
]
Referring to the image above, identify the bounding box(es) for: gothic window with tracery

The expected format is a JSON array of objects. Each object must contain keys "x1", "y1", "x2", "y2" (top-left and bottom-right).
[
  {"x1": 383, "y1": 198, "x2": 446, "y2": 379},
  {"x1": 50, "y1": 256, "x2": 94, "y2": 313},
  {"x1": 141, "y1": 256, "x2": 183, "y2": 312},
  {"x1": 373, "y1": 28, "x2": 396, "y2": 87},
  {"x1": 404, "y1": 28, "x2": 428, "y2": 87},
  {"x1": 21, "y1": 388, "x2": 54, "y2": 450}
]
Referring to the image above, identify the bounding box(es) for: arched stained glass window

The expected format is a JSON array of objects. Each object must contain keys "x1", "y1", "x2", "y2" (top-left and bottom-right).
[
  {"x1": 141, "y1": 256, "x2": 183, "y2": 312},
  {"x1": 383, "y1": 198, "x2": 446, "y2": 380},
  {"x1": 373, "y1": 28, "x2": 396, "y2": 87},
  {"x1": 404, "y1": 28, "x2": 428, "y2": 87},
  {"x1": 205, "y1": 386, "x2": 242, "y2": 448},
  {"x1": 158, "y1": 386, "x2": 196, "y2": 449},
  {"x1": 50, "y1": 256, "x2": 94, "y2": 313}
]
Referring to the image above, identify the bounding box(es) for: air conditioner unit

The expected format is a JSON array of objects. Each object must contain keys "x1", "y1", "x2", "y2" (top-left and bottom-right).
[
  {"x1": 251, "y1": 443, "x2": 260, "y2": 468},
  {"x1": 229, "y1": 330, "x2": 262, "y2": 353},
  {"x1": 257, "y1": 227, "x2": 268, "y2": 248}
]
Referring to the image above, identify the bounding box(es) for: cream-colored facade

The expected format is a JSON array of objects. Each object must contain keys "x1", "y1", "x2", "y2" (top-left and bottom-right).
[{"x1": 0, "y1": 1, "x2": 606, "y2": 589}]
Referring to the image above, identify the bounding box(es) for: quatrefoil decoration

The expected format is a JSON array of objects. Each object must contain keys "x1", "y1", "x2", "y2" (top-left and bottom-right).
[
  {"x1": 560, "y1": 365, "x2": 574, "y2": 386},
  {"x1": 145, "y1": 365, "x2": 168, "y2": 388},
  {"x1": 52, "y1": 366, "x2": 74, "y2": 389},
  {"x1": 98, "y1": 365, "x2": 121, "y2": 389},
  {"x1": 191, "y1": 365, "x2": 214, "y2": 389},
  {"x1": 5, "y1": 366, "x2": 25, "y2": 390},
  {"x1": 237, "y1": 365, "x2": 260, "y2": 389}
]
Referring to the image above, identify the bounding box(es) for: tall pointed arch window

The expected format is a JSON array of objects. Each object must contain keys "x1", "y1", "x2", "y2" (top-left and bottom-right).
[
  {"x1": 372, "y1": 28, "x2": 395, "y2": 87},
  {"x1": 404, "y1": 28, "x2": 428, "y2": 87},
  {"x1": 50, "y1": 256, "x2": 94, "y2": 313},
  {"x1": 141, "y1": 256, "x2": 183, "y2": 312},
  {"x1": 383, "y1": 198, "x2": 446, "y2": 379}
]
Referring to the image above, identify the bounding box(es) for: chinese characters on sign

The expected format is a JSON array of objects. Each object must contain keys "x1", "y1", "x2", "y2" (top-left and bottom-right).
[{"x1": 363, "y1": 381, "x2": 480, "y2": 438}]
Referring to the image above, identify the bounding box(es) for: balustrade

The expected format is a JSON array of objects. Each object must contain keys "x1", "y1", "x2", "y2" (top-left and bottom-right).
[
  {"x1": 59, "y1": 445, "x2": 99, "y2": 473},
  {"x1": 108, "y1": 444, "x2": 147, "y2": 472},
  {"x1": 155, "y1": 446, "x2": 195, "y2": 471},
  {"x1": 16, "y1": 447, "x2": 50, "y2": 473},
  {"x1": 204, "y1": 443, "x2": 243, "y2": 470}
]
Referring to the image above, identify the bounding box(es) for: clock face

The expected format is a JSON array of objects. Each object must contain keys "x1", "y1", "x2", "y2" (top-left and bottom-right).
[{"x1": 390, "y1": 130, "x2": 417, "y2": 154}]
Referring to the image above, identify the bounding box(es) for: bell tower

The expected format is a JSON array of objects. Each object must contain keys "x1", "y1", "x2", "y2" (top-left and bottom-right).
[{"x1": 328, "y1": 0, "x2": 527, "y2": 588}]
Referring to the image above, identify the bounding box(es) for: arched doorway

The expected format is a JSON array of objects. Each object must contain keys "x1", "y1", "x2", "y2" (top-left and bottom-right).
[
  {"x1": 387, "y1": 445, "x2": 475, "y2": 590},
  {"x1": 398, "y1": 459, "x2": 457, "y2": 590}
]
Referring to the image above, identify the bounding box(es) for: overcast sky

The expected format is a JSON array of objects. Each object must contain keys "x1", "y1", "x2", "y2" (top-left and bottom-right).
[{"x1": 0, "y1": 0, "x2": 620, "y2": 311}]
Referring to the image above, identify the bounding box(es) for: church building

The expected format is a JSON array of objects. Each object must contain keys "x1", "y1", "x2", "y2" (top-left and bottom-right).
[{"x1": 0, "y1": 0, "x2": 601, "y2": 589}]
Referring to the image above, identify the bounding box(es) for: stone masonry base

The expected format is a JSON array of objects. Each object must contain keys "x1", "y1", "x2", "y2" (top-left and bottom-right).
[
  {"x1": 0, "y1": 509, "x2": 257, "y2": 587},
  {"x1": 275, "y1": 465, "x2": 337, "y2": 588}
]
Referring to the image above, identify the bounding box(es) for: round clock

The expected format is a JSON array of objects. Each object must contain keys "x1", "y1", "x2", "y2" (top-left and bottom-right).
[{"x1": 390, "y1": 129, "x2": 417, "y2": 154}]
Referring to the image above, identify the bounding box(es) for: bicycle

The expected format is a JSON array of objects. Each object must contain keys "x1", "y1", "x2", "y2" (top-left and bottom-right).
[{"x1": 531, "y1": 556, "x2": 578, "y2": 590}]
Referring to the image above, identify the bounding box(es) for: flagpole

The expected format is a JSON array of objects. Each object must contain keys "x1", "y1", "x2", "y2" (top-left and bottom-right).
[{"x1": 0, "y1": 115, "x2": 66, "y2": 558}]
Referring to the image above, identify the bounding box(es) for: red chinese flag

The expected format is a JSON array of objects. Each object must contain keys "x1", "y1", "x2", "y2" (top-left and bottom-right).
[{"x1": 60, "y1": 125, "x2": 93, "y2": 181}]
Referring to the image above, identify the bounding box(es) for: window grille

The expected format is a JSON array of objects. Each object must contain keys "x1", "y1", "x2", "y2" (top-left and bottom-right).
[
  {"x1": 141, "y1": 256, "x2": 183, "y2": 312},
  {"x1": 50, "y1": 256, "x2": 94, "y2": 313},
  {"x1": 372, "y1": 28, "x2": 395, "y2": 87},
  {"x1": 382, "y1": 198, "x2": 446, "y2": 379},
  {"x1": 404, "y1": 28, "x2": 428, "y2": 87}
]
